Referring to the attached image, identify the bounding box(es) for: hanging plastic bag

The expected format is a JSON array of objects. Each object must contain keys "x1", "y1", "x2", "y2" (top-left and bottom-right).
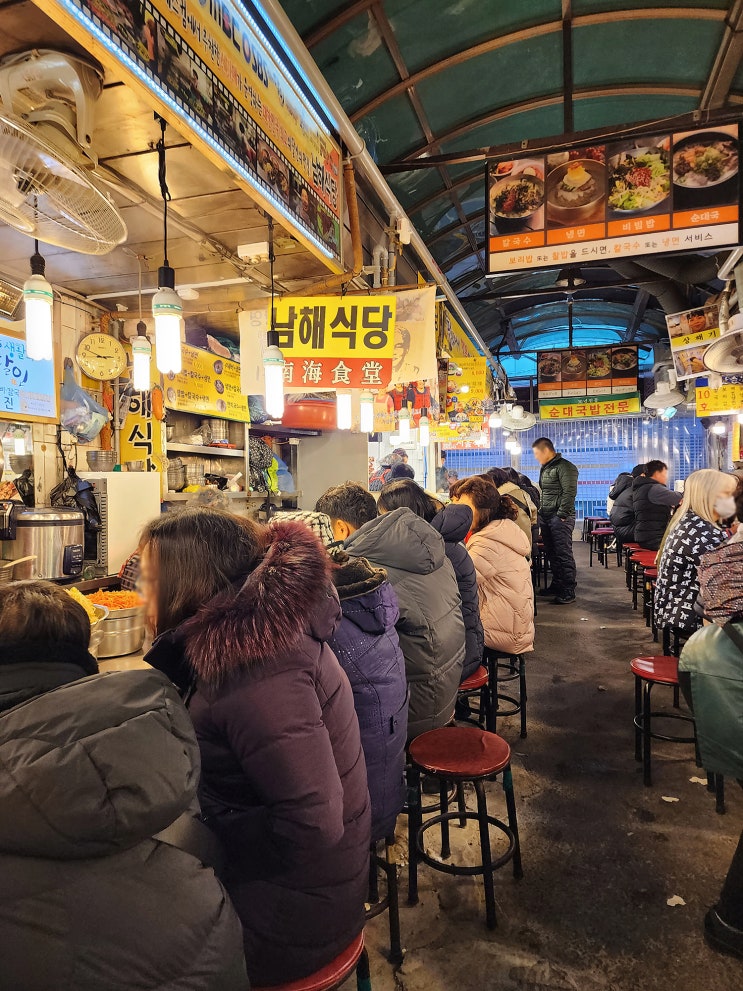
[{"x1": 60, "y1": 359, "x2": 110, "y2": 443}]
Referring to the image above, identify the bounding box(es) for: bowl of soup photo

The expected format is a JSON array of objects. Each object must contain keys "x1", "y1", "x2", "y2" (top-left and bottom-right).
[{"x1": 561, "y1": 352, "x2": 587, "y2": 380}]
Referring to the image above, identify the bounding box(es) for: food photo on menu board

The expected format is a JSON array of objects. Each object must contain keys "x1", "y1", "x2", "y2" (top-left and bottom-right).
[
  {"x1": 545, "y1": 147, "x2": 606, "y2": 242},
  {"x1": 488, "y1": 158, "x2": 545, "y2": 249},
  {"x1": 665, "y1": 302, "x2": 721, "y2": 381},
  {"x1": 537, "y1": 346, "x2": 638, "y2": 398}
]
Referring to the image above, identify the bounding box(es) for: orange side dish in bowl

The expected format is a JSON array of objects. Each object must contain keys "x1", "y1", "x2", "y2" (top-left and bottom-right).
[{"x1": 88, "y1": 590, "x2": 143, "y2": 611}]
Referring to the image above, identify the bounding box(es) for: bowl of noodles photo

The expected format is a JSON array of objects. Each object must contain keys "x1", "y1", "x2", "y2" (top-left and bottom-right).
[{"x1": 546, "y1": 159, "x2": 606, "y2": 224}]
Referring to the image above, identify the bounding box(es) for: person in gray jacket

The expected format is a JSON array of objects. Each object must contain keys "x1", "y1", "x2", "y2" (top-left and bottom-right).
[
  {"x1": 316, "y1": 483, "x2": 466, "y2": 740},
  {"x1": 0, "y1": 580, "x2": 248, "y2": 991}
]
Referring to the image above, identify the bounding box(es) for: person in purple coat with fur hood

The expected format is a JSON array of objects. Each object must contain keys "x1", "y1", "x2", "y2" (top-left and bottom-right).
[
  {"x1": 276, "y1": 510, "x2": 409, "y2": 842},
  {"x1": 140, "y1": 508, "x2": 371, "y2": 988}
]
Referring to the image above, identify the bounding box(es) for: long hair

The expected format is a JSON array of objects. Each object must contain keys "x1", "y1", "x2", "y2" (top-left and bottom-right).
[
  {"x1": 141, "y1": 507, "x2": 266, "y2": 635},
  {"x1": 378, "y1": 478, "x2": 439, "y2": 522},
  {"x1": 449, "y1": 475, "x2": 519, "y2": 533},
  {"x1": 658, "y1": 469, "x2": 737, "y2": 555}
]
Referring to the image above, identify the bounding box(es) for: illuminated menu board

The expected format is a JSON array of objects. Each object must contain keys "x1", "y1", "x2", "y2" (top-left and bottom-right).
[
  {"x1": 537, "y1": 345, "x2": 639, "y2": 399},
  {"x1": 488, "y1": 124, "x2": 739, "y2": 273}
]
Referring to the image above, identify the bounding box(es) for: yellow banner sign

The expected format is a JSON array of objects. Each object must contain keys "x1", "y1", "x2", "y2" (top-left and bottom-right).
[
  {"x1": 40, "y1": 0, "x2": 342, "y2": 263},
  {"x1": 446, "y1": 356, "x2": 489, "y2": 423},
  {"x1": 164, "y1": 344, "x2": 250, "y2": 422},
  {"x1": 437, "y1": 304, "x2": 478, "y2": 358},
  {"x1": 696, "y1": 383, "x2": 743, "y2": 416},
  {"x1": 539, "y1": 392, "x2": 641, "y2": 419}
]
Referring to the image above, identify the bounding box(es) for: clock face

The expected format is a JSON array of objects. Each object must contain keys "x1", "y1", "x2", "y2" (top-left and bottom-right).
[{"x1": 77, "y1": 334, "x2": 128, "y2": 381}]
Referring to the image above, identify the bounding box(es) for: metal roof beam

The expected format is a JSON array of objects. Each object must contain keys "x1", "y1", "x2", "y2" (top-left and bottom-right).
[
  {"x1": 304, "y1": 0, "x2": 375, "y2": 48},
  {"x1": 621, "y1": 289, "x2": 651, "y2": 342},
  {"x1": 562, "y1": 0, "x2": 574, "y2": 134},
  {"x1": 700, "y1": 0, "x2": 743, "y2": 109},
  {"x1": 381, "y1": 98, "x2": 743, "y2": 174}
]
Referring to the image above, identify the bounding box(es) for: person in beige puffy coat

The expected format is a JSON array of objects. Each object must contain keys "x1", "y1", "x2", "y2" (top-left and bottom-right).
[{"x1": 450, "y1": 475, "x2": 535, "y2": 656}]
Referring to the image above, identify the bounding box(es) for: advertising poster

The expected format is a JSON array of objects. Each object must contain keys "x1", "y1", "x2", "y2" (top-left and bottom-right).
[
  {"x1": 437, "y1": 304, "x2": 479, "y2": 358},
  {"x1": 165, "y1": 345, "x2": 250, "y2": 422},
  {"x1": 539, "y1": 393, "x2": 641, "y2": 420},
  {"x1": 240, "y1": 296, "x2": 395, "y2": 393},
  {"x1": 388, "y1": 286, "x2": 437, "y2": 386},
  {"x1": 537, "y1": 346, "x2": 638, "y2": 399},
  {"x1": 0, "y1": 329, "x2": 57, "y2": 421},
  {"x1": 446, "y1": 356, "x2": 489, "y2": 423},
  {"x1": 51, "y1": 0, "x2": 343, "y2": 263},
  {"x1": 488, "y1": 125, "x2": 739, "y2": 273},
  {"x1": 665, "y1": 302, "x2": 720, "y2": 381}
]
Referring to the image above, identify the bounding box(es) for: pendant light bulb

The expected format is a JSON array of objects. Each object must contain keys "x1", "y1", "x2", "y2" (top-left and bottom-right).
[
  {"x1": 489, "y1": 411, "x2": 503, "y2": 429},
  {"x1": 131, "y1": 326, "x2": 152, "y2": 392},
  {"x1": 24, "y1": 249, "x2": 53, "y2": 362},
  {"x1": 152, "y1": 282, "x2": 183, "y2": 375},
  {"x1": 398, "y1": 405, "x2": 411, "y2": 442},
  {"x1": 359, "y1": 391, "x2": 374, "y2": 433},
  {"x1": 418, "y1": 410, "x2": 430, "y2": 447},
  {"x1": 336, "y1": 391, "x2": 352, "y2": 430},
  {"x1": 711, "y1": 419, "x2": 727, "y2": 436},
  {"x1": 263, "y1": 341, "x2": 285, "y2": 419},
  {"x1": 13, "y1": 430, "x2": 25, "y2": 456}
]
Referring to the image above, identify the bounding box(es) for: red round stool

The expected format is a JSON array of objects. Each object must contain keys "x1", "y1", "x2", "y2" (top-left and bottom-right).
[
  {"x1": 589, "y1": 527, "x2": 614, "y2": 568},
  {"x1": 630, "y1": 551, "x2": 657, "y2": 609},
  {"x1": 456, "y1": 664, "x2": 495, "y2": 732},
  {"x1": 407, "y1": 726, "x2": 523, "y2": 930},
  {"x1": 253, "y1": 932, "x2": 370, "y2": 991},
  {"x1": 630, "y1": 655, "x2": 695, "y2": 787},
  {"x1": 623, "y1": 542, "x2": 643, "y2": 585}
]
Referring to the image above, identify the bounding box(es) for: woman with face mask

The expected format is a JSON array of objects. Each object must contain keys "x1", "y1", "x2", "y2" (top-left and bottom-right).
[{"x1": 654, "y1": 469, "x2": 738, "y2": 640}]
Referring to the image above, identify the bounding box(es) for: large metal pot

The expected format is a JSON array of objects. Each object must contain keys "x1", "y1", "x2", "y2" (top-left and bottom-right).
[
  {"x1": 96, "y1": 604, "x2": 146, "y2": 658},
  {"x1": 1, "y1": 507, "x2": 85, "y2": 580}
]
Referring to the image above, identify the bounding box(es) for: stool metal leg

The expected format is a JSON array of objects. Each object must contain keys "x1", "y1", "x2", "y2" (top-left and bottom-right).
[
  {"x1": 368, "y1": 844, "x2": 379, "y2": 904},
  {"x1": 384, "y1": 836, "x2": 403, "y2": 965},
  {"x1": 642, "y1": 681, "x2": 653, "y2": 787},
  {"x1": 456, "y1": 781, "x2": 467, "y2": 828},
  {"x1": 634, "y1": 675, "x2": 642, "y2": 762},
  {"x1": 439, "y1": 780, "x2": 451, "y2": 859},
  {"x1": 356, "y1": 946, "x2": 372, "y2": 991},
  {"x1": 473, "y1": 778, "x2": 497, "y2": 930},
  {"x1": 519, "y1": 656, "x2": 527, "y2": 739},
  {"x1": 406, "y1": 766, "x2": 421, "y2": 905},
  {"x1": 502, "y1": 765, "x2": 524, "y2": 880}
]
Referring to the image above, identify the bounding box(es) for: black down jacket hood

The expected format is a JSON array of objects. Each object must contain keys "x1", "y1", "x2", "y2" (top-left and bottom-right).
[{"x1": 0, "y1": 667, "x2": 248, "y2": 991}]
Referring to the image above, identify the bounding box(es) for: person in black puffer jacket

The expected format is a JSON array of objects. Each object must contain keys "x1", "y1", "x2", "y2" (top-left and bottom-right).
[
  {"x1": 0, "y1": 581, "x2": 248, "y2": 991},
  {"x1": 633, "y1": 460, "x2": 682, "y2": 551},
  {"x1": 378, "y1": 478, "x2": 483, "y2": 680},
  {"x1": 609, "y1": 464, "x2": 646, "y2": 546}
]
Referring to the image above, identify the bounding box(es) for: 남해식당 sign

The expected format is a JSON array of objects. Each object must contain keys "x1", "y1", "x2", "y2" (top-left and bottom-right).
[
  {"x1": 41, "y1": 0, "x2": 343, "y2": 264},
  {"x1": 488, "y1": 125, "x2": 739, "y2": 274},
  {"x1": 539, "y1": 392, "x2": 642, "y2": 420},
  {"x1": 240, "y1": 296, "x2": 395, "y2": 393}
]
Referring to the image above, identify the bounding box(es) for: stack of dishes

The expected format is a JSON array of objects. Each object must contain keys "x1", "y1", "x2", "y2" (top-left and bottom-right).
[{"x1": 167, "y1": 457, "x2": 187, "y2": 492}]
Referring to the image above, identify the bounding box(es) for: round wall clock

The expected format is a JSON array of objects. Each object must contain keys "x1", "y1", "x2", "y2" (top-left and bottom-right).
[{"x1": 76, "y1": 333, "x2": 127, "y2": 381}]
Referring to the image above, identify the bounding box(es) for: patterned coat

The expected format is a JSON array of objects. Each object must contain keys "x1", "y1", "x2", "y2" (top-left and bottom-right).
[{"x1": 654, "y1": 512, "x2": 727, "y2": 633}]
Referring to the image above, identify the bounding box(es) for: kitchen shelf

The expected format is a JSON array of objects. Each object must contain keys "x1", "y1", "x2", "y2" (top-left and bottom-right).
[
  {"x1": 167, "y1": 443, "x2": 246, "y2": 458},
  {"x1": 163, "y1": 491, "x2": 248, "y2": 502}
]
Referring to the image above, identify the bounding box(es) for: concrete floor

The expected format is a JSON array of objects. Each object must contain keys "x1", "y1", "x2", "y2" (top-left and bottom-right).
[{"x1": 365, "y1": 541, "x2": 742, "y2": 990}]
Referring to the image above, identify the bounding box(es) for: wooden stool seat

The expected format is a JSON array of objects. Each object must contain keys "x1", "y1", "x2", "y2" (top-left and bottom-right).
[{"x1": 410, "y1": 726, "x2": 511, "y2": 778}]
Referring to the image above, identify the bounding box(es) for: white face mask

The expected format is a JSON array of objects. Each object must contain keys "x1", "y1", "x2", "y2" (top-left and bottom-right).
[{"x1": 714, "y1": 495, "x2": 737, "y2": 520}]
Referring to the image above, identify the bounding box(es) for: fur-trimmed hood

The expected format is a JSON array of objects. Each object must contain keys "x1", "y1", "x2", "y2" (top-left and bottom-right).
[{"x1": 179, "y1": 520, "x2": 341, "y2": 686}]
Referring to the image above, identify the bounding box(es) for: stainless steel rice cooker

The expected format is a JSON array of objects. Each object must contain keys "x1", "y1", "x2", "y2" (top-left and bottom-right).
[{"x1": 0, "y1": 505, "x2": 85, "y2": 580}]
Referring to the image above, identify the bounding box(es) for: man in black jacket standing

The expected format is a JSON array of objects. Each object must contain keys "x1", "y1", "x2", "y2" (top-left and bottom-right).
[
  {"x1": 632, "y1": 459, "x2": 682, "y2": 550},
  {"x1": 532, "y1": 437, "x2": 579, "y2": 604}
]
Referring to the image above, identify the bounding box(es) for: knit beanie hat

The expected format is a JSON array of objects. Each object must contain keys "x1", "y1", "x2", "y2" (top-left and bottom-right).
[{"x1": 271, "y1": 510, "x2": 334, "y2": 547}]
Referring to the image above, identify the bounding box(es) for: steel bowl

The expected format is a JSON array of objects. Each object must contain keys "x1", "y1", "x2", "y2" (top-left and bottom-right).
[
  {"x1": 546, "y1": 159, "x2": 606, "y2": 224},
  {"x1": 95, "y1": 604, "x2": 146, "y2": 658},
  {"x1": 86, "y1": 450, "x2": 116, "y2": 471},
  {"x1": 88, "y1": 604, "x2": 110, "y2": 659}
]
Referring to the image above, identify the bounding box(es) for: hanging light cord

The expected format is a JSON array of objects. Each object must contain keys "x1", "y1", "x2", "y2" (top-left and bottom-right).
[
  {"x1": 156, "y1": 116, "x2": 171, "y2": 267},
  {"x1": 268, "y1": 215, "x2": 275, "y2": 332}
]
